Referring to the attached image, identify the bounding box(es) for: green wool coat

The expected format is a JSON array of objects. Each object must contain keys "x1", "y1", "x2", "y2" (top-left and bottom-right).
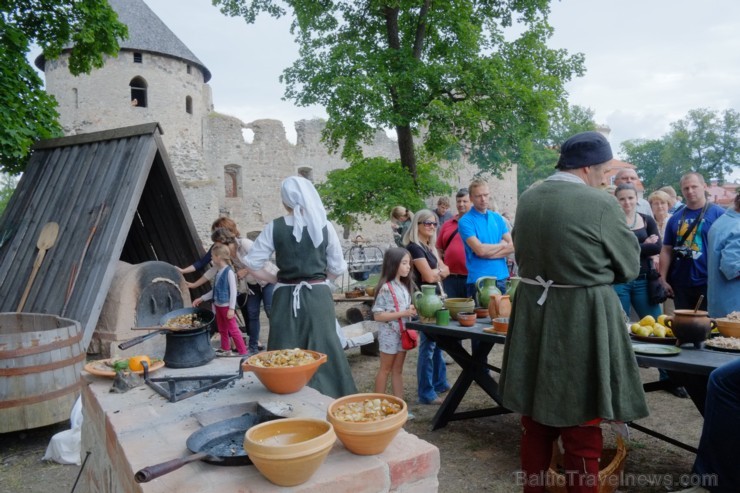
[{"x1": 499, "y1": 179, "x2": 650, "y2": 427}]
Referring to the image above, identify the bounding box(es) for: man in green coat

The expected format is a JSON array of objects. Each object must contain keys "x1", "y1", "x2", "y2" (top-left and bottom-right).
[{"x1": 499, "y1": 132, "x2": 649, "y2": 493}]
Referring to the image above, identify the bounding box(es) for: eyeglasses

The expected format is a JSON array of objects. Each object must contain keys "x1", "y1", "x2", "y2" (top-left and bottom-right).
[{"x1": 421, "y1": 221, "x2": 438, "y2": 227}]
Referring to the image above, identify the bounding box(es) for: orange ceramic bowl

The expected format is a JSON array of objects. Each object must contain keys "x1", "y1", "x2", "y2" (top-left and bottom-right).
[
  {"x1": 474, "y1": 307, "x2": 489, "y2": 319},
  {"x1": 327, "y1": 393, "x2": 408, "y2": 455},
  {"x1": 242, "y1": 349, "x2": 327, "y2": 394},
  {"x1": 492, "y1": 317, "x2": 509, "y2": 333},
  {"x1": 244, "y1": 417, "x2": 336, "y2": 486},
  {"x1": 715, "y1": 318, "x2": 740, "y2": 338},
  {"x1": 457, "y1": 312, "x2": 477, "y2": 327}
]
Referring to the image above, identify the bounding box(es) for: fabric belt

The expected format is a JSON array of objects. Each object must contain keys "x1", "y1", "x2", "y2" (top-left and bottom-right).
[
  {"x1": 277, "y1": 277, "x2": 326, "y2": 284},
  {"x1": 519, "y1": 276, "x2": 580, "y2": 306},
  {"x1": 274, "y1": 279, "x2": 331, "y2": 318},
  {"x1": 447, "y1": 273, "x2": 467, "y2": 279}
]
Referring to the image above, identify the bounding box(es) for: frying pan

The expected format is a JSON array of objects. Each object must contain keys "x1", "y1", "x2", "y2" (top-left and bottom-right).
[
  {"x1": 118, "y1": 307, "x2": 214, "y2": 350},
  {"x1": 134, "y1": 413, "x2": 282, "y2": 483}
]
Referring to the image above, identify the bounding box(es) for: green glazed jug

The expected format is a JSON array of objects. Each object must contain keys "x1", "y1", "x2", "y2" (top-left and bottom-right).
[
  {"x1": 475, "y1": 276, "x2": 501, "y2": 307},
  {"x1": 506, "y1": 276, "x2": 520, "y2": 302},
  {"x1": 413, "y1": 285, "x2": 444, "y2": 323}
]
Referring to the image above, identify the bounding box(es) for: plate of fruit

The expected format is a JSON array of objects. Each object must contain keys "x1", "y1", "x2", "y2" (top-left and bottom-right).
[
  {"x1": 84, "y1": 355, "x2": 164, "y2": 378},
  {"x1": 629, "y1": 315, "x2": 677, "y2": 345}
]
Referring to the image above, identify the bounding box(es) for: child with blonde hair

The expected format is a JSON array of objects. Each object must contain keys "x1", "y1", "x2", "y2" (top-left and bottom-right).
[{"x1": 193, "y1": 243, "x2": 247, "y2": 356}]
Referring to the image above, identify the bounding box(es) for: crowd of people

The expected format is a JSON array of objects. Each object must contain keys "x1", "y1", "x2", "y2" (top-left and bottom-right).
[{"x1": 180, "y1": 136, "x2": 737, "y2": 492}]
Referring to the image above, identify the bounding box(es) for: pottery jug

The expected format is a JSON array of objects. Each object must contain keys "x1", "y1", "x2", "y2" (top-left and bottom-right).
[
  {"x1": 665, "y1": 309, "x2": 717, "y2": 348},
  {"x1": 475, "y1": 277, "x2": 501, "y2": 308},
  {"x1": 506, "y1": 277, "x2": 520, "y2": 302},
  {"x1": 413, "y1": 285, "x2": 444, "y2": 323},
  {"x1": 489, "y1": 294, "x2": 511, "y2": 319}
]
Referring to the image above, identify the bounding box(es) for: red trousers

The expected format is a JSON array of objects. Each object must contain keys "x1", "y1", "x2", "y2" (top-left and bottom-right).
[{"x1": 520, "y1": 416, "x2": 603, "y2": 493}]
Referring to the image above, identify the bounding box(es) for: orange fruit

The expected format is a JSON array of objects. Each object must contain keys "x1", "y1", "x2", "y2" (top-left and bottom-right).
[{"x1": 128, "y1": 355, "x2": 151, "y2": 372}]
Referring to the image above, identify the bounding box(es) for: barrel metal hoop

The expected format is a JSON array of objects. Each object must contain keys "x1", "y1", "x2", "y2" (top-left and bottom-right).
[
  {"x1": 0, "y1": 381, "x2": 81, "y2": 409},
  {"x1": 0, "y1": 351, "x2": 86, "y2": 376},
  {"x1": 0, "y1": 330, "x2": 83, "y2": 359}
]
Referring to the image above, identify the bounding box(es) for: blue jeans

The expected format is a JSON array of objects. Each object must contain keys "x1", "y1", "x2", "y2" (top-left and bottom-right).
[
  {"x1": 693, "y1": 359, "x2": 740, "y2": 491},
  {"x1": 246, "y1": 283, "x2": 274, "y2": 352},
  {"x1": 417, "y1": 332, "x2": 449, "y2": 403},
  {"x1": 442, "y1": 275, "x2": 468, "y2": 299},
  {"x1": 613, "y1": 277, "x2": 661, "y2": 320}
]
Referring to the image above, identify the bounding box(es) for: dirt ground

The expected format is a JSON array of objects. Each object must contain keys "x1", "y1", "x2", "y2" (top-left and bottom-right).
[{"x1": 0, "y1": 323, "x2": 704, "y2": 493}]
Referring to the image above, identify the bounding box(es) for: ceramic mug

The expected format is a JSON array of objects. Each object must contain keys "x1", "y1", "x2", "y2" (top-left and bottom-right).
[{"x1": 435, "y1": 309, "x2": 450, "y2": 326}]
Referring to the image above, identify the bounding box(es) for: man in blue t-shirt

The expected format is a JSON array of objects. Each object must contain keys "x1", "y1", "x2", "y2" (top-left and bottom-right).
[
  {"x1": 458, "y1": 179, "x2": 514, "y2": 298},
  {"x1": 659, "y1": 172, "x2": 725, "y2": 310}
]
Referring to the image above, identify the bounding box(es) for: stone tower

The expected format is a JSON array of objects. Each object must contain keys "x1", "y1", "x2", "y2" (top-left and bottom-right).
[
  {"x1": 35, "y1": 0, "x2": 219, "y2": 233},
  {"x1": 35, "y1": 0, "x2": 517, "y2": 245}
]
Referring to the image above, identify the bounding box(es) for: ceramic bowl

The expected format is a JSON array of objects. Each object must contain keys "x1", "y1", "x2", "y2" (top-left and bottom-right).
[
  {"x1": 715, "y1": 318, "x2": 740, "y2": 338},
  {"x1": 365, "y1": 286, "x2": 375, "y2": 297},
  {"x1": 492, "y1": 317, "x2": 510, "y2": 333},
  {"x1": 457, "y1": 312, "x2": 476, "y2": 327},
  {"x1": 474, "y1": 307, "x2": 489, "y2": 319},
  {"x1": 444, "y1": 298, "x2": 475, "y2": 320},
  {"x1": 242, "y1": 349, "x2": 327, "y2": 394},
  {"x1": 243, "y1": 417, "x2": 336, "y2": 486},
  {"x1": 327, "y1": 393, "x2": 408, "y2": 455}
]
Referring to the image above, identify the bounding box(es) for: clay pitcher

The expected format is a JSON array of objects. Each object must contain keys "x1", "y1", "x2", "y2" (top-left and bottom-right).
[
  {"x1": 489, "y1": 294, "x2": 511, "y2": 319},
  {"x1": 413, "y1": 285, "x2": 444, "y2": 323},
  {"x1": 506, "y1": 277, "x2": 520, "y2": 302},
  {"x1": 475, "y1": 277, "x2": 501, "y2": 308}
]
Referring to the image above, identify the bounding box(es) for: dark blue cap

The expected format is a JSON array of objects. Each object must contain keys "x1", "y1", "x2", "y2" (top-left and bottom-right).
[{"x1": 556, "y1": 131, "x2": 613, "y2": 169}]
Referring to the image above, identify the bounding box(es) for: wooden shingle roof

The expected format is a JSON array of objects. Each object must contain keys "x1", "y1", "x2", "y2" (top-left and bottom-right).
[{"x1": 0, "y1": 123, "x2": 205, "y2": 348}]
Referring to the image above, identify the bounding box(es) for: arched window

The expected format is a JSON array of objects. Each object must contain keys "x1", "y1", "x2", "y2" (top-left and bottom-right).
[
  {"x1": 224, "y1": 165, "x2": 241, "y2": 198},
  {"x1": 130, "y1": 76, "x2": 147, "y2": 108},
  {"x1": 185, "y1": 96, "x2": 192, "y2": 114}
]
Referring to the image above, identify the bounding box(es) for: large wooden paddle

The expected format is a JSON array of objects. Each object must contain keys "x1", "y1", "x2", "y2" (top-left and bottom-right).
[{"x1": 17, "y1": 222, "x2": 59, "y2": 312}]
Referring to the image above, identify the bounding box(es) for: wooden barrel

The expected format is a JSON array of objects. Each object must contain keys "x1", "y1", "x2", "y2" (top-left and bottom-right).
[{"x1": 0, "y1": 313, "x2": 85, "y2": 433}]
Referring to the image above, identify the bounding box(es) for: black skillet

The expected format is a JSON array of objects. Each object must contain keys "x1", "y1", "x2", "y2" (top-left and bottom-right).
[
  {"x1": 118, "y1": 307, "x2": 214, "y2": 350},
  {"x1": 134, "y1": 413, "x2": 281, "y2": 483}
]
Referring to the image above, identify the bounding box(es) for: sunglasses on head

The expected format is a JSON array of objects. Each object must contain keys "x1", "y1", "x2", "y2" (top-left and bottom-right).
[{"x1": 422, "y1": 221, "x2": 438, "y2": 227}]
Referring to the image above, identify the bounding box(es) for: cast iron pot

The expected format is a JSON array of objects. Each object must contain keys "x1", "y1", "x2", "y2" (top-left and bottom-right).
[{"x1": 118, "y1": 307, "x2": 215, "y2": 350}]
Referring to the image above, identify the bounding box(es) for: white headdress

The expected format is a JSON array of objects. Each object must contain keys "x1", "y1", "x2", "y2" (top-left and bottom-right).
[{"x1": 280, "y1": 176, "x2": 328, "y2": 248}]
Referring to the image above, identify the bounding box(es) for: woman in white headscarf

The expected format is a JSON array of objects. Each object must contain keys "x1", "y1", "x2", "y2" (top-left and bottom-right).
[{"x1": 245, "y1": 176, "x2": 357, "y2": 397}]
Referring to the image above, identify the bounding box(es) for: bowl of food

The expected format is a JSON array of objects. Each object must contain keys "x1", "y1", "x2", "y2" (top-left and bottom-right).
[
  {"x1": 715, "y1": 317, "x2": 740, "y2": 338},
  {"x1": 492, "y1": 317, "x2": 510, "y2": 333},
  {"x1": 242, "y1": 349, "x2": 327, "y2": 394},
  {"x1": 444, "y1": 298, "x2": 475, "y2": 320},
  {"x1": 457, "y1": 312, "x2": 477, "y2": 327},
  {"x1": 327, "y1": 393, "x2": 407, "y2": 455},
  {"x1": 243, "y1": 417, "x2": 336, "y2": 486}
]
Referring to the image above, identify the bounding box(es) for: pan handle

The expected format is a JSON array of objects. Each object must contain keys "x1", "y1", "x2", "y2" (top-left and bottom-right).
[
  {"x1": 134, "y1": 452, "x2": 209, "y2": 483},
  {"x1": 118, "y1": 330, "x2": 167, "y2": 350}
]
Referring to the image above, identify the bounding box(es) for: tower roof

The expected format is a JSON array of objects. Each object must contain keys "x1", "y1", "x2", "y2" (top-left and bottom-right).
[{"x1": 35, "y1": 0, "x2": 212, "y2": 82}]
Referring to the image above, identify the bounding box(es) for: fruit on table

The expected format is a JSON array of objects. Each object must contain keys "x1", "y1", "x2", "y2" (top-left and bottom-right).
[
  {"x1": 631, "y1": 315, "x2": 673, "y2": 338},
  {"x1": 128, "y1": 355, "x2": 151, "y2": 372},
  {"x1": 639, "y1": 315, "x2": 656, "y2": 326},
  {"x1": 652, "y1": 323, "x2": 667, "y2": 338},
  {"x1": 631, "y1": 324, "x2": 652, "y2": 337},
  {"x1": 657, "y1": 314, "x2": 668, "y2": 326}
]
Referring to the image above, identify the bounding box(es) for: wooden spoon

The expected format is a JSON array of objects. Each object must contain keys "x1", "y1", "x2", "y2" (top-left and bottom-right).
[{"x1": 17, "y1": 222, "x2": 59, "y2": 312}]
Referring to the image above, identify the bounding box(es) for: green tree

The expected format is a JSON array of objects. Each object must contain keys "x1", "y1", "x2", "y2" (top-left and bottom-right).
[
  {"x1": 1, "y1": 1, "x2": 128, "y2": 174},
  {"x1": 621, "y1": 108, "x2": 740, "y2": 191},
  {"x1": 214, "y1": 0, "x2": 584, "y2": 181},
  {"x1": 315, "y1": 156, "x2": 450, "y2": 232},
  {"x1": 0, "y1": 173, "x2": 19, "y2": 216},
  {"x1": 517, "y1": 104, "x2": 596, "y2": 194}
]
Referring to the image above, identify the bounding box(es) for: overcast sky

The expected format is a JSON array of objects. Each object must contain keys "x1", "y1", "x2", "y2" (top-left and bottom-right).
[{"x1": 36, "y1": 1, "x2": 740, "y2": 167}]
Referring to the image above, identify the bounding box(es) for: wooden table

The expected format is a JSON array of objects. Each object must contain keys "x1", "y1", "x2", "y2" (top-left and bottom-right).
[
  {"x1": 407, "y1": 318, "x2": 509, "y2": 430},
  {"x1": 408, "y1": 319, "x2": 739, "y2": 453}
]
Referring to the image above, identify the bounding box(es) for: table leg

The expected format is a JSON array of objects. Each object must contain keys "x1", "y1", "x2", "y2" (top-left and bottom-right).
[{"x1": 426, "y1": 334, "x2": 510, "y2": 430}]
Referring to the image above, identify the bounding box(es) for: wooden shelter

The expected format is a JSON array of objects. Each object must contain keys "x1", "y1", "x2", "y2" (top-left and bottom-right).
[{"x1": 0, "y1": 123, "x2": 205, "y2": 348}]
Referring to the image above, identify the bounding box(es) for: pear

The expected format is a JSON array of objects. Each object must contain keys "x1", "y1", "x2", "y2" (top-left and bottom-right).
[
  {"x1": 639, "y1": 315, "x2": 656, "y2": 326},
  {"x1": 657, "y1": 314, "x2": 668, "y2": 326},
  {"x1": 652, "y1": 324, "x2": 667, "y2": 338},
  {"x1": 630, "y1": 323, "x2": 642, "y2": 334},
  {"x1": 634, "y1": 325, "x2": 652, "y2": 337}
]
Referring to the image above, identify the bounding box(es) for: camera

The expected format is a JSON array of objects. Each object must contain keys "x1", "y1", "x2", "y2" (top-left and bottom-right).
[{"x1": 673, "y1": 246, "x2": 693, "y2": 259}]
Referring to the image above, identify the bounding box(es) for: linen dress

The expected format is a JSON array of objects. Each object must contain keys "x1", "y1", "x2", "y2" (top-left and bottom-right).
[
  {"x1": 251, "y1": 216, "x2": 357, "y2": 398},
  {"x1": 499, "y1": 179, "x2": 650, "y2": 427}
]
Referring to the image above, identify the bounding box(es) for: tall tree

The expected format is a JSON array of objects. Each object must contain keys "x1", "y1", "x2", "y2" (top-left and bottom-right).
[
  {"x1": 517, "y1": 104, "x2": 596, "y2": 194},
  {"x1": 621, "y1": 108, "x2": 740, "y2": 191},
  {"x1": 1, "y1": 0, "x2": 127, "y2": 174},
  {"x1": 214, "y1": 0, "x2": 585, "y2": 182}
]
